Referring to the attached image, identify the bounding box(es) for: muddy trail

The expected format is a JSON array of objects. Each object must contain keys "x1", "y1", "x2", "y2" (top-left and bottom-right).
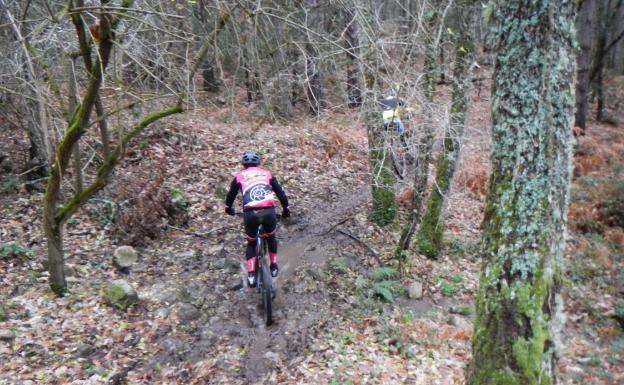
[
  {"x1": 133, "y1": 181, "x2": 467, "y2": 384},
  {"x1": 135, "y1": 186, "x2": 376, "y2": 383}
]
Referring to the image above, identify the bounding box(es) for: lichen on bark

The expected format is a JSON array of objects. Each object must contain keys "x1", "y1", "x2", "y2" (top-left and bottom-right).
[{"x1": 467, "y1": 1, "x2": 576, "y2": 384}]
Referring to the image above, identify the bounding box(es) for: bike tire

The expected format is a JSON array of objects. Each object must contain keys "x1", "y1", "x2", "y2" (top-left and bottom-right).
[{"x1": 260, "y1": 258, "x2": 273, "y2": 326}]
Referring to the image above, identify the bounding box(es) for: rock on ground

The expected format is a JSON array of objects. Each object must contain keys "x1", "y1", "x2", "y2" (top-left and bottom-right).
[
  {"x1": 113, "y1": 246, "x2": 138, "y2": 271},
  {"x1": 103, "y1": 279, "x2": 139, "y2": 310}
]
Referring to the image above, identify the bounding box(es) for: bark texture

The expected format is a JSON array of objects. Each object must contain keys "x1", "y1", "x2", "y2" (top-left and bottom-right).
[
  {"x1": 344, "y1": 10, "x2": 362, "y2": 108},
  {"x1": 574, "y1": 0, "x2": 595, "y2": 132},
  {"x1": 415, "y1": 7, "x2": 475, "y2": 258},
  {"x1": 467, "y1": 0, "x2": 576, "y2": 384},
  {"x1": 396, "y1": 4, "x2": 443, "y2": 256},
  {"x1": 357, "y1": 3, "x2": 397, "y2": 226}
]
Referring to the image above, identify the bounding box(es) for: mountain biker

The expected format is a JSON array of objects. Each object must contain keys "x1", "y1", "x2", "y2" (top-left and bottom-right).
[
  {"x1": 379, "y1": 89, "x2": 405, "y2": 134},
  {"x1": 224, "y1": 151, "x2": 290, "y2": 287}
]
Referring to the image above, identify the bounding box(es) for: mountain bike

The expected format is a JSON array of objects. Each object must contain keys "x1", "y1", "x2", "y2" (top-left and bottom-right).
[
  {"x1": 237, "y1": 212, "x2": 277, "y2": 326},
  {"x1": 255, "y1": 222, "x2": 275, "y2": 326},
  {"x1": 385, "y1": 121, "x2": 413, "y2": 179}
]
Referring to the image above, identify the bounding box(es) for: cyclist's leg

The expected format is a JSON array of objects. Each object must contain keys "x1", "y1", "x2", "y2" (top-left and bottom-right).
[
  {"x1": 259, "y1": 208, "x2": 279, "y2": 277},
  {"x1": 243, "y1": 210, "x2": 261, "y2": 286}
]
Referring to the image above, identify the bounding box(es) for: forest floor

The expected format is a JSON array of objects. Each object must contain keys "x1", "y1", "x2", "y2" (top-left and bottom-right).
[{"x1": 1, "y1": 78, "x2": 623, "y2": 385}]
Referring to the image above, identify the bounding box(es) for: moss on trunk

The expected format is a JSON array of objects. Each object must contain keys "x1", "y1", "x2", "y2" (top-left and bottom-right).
[
  {"x1": 415, "y1": 12, "x2": 475, "y2": 258},
  {"x1": 467, "y1": 0, "x2": 576, "y2": 384},
  {"x1": 357, "y1": 2, "x2": 397, "y2": 227}
]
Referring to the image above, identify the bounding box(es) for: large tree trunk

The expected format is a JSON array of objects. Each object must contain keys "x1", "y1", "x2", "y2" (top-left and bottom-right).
[
  {"x1": 466, "y1": 0, "x2": 576, "y2": 384},
  {"x1": 414, "y1": 3, "x2": 475, "y2": 258}
]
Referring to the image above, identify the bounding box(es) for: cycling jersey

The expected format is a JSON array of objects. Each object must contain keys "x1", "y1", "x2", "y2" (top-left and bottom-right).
[{"x1": 225, "y1": 166, "x2": 289, "y2": 211}]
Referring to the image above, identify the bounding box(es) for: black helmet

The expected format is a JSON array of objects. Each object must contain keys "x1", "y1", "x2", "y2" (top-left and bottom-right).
[{"x1": 241, "y1": 151, "x2": 260, "y2": 167}]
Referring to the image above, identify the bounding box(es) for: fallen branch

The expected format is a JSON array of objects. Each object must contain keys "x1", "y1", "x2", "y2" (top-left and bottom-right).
[
  {"x1": 321, "y1": 216, "x2": 354, "y2": 235},
  {"x1": 335, "y1": 228, "x2": 382, "y2": 265},
  {"x1": 166, "y1": 224, "x2": 227, "y2": 238}
]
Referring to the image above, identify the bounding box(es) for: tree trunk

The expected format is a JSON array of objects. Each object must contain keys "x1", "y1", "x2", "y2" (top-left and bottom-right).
[
  {"x1": 574, "y1": 0, "x2": 595, "y2": 133},
  {"x1": 396, "y1": 4, "x2": 442, "y2": 256},
  {"x1": 415, "y1": 5, "x2": 475, "y2": 258},
  {"x1": 357, "y1": 3, "x2": 397, "y2": 226},
  {"x1": 202, "y1": 61, "x2": 220, "y2": 92},
  {"x1": 466, "y1": 0, "x2": 576, "y2": 384},
  {"x1": 44, "y1": 3, "x2": 116, "y2": 295},
  {"x1": 344, "y1": 10, "x2": 362, "y2": 108},
  {"x1": 43, "y1": 217, "x2": 66, "y2": 295},
  {"x1": 305, "y1": 42, "x2": 324, "y2": 115},
  {"x1": 593, "y1": 0, "x2": 608, "y2": 123},
  {"x1": 3, "y1": 1, "x2": 51, "y2": 177},
  {"x1": 68, "y1": 58, "x2": 83, "y2": 193}
]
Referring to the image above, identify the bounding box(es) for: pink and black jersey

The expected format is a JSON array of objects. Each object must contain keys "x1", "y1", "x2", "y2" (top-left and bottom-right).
[{"x1": 225, "y1": 166, "x2": 289, "y2": 211}]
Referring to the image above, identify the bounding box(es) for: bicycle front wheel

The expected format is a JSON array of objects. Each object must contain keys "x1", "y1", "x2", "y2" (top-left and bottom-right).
[{"x1": 260, "y1": 259, "x2": 273, "y2": 326}]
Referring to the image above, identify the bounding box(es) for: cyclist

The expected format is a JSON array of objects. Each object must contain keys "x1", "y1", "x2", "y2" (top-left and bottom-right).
[
  {"x1": 224, "y1": 151, "x2": 290, "y2": 287},
  {"x1": 379, "y1": 88, "x2": 405, "y2": 134}
]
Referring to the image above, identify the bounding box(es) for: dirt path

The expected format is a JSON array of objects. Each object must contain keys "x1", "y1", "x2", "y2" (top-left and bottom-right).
[{"x1": 226, "y1": 187, "x2": 372, "y2": 381}]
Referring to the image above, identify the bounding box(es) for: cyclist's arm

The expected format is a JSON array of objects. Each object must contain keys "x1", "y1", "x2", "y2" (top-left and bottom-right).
[
  {"x1": 224, "y1": 178, "x2": 239, "y2": 208},
  {"x1": 270, "y1": 177, "x2": 289, "y2": 208}
]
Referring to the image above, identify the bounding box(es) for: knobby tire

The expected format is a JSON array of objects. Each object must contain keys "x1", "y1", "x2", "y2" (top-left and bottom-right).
[{"x1": 259, "y1": 241, "x2": 273, "y2": 326}]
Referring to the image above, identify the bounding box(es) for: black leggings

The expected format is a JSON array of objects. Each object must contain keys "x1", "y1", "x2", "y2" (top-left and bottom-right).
[{"x1": 243, "y1": 208, "x2": 278, "y2": 260}]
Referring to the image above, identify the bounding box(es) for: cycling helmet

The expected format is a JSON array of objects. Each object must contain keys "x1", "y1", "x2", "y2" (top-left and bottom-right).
[{"x1": 241, "y1": 151, "x2": 260, "y2": 167}]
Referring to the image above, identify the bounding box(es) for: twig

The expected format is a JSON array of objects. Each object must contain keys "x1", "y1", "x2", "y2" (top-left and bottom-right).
[
  {"x1": 321, "y1": 216, "x2": 354, "y2": 235},
  {"x1": 335, "y1": 229, "x2": 382, "y2": 265},
  {"x1": 166, "y1": 224, "x2": 226, "y2": 238},
  {"x1": 16, "y1": 164, "x2": 45, "y2": 177}
]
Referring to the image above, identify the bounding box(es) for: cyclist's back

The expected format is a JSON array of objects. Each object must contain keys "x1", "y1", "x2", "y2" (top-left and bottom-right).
[{"x1": 224, "y1": 151, "x2": 290, "y2": 287}]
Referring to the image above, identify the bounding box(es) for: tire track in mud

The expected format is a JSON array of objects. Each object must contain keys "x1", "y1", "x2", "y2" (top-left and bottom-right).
[{"x1": 227, "y1": 187, "x2": 371, "y2": 382}]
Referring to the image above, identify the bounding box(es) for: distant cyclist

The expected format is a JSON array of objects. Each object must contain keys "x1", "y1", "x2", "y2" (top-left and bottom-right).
[
  {"x1": 379, "y1": 89, "x2": 405, "y2": 134},
  {"x1": 224, "y1": 151, "x2": 290, "y2": 287}
]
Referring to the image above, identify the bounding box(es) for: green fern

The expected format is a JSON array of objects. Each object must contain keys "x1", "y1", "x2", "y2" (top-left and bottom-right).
[
  {"x1": 369, "y1": 266, "x2": 398, "y2": 281},
  {"x1": 372, "y1": 281, "x2": 395, "y2": 303},
  {"x1": 330, "y1": 256, "x2": 350, "y2": 274}
]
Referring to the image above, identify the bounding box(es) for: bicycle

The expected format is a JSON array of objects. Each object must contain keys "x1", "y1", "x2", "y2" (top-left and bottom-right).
[
  {"x1": 236, "y1": 212, "x2": 277, "y2": 326},
  {"x1": 384, "y1": 121, "x2": 413, "y2": 179}
]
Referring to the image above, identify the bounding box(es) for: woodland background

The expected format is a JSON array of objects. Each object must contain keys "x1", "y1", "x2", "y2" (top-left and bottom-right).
[{"x1": 0, "y1": 1, "x2": 623, "y2": 384}]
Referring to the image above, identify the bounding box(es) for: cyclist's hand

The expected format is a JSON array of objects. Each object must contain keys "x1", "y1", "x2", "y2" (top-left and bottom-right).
[
  {"x1": 282, "y1": 207, "x2": 291, "y2": 218},
  {"x1": 225, "y1": 206, "x2": 235, "y2": 216}
]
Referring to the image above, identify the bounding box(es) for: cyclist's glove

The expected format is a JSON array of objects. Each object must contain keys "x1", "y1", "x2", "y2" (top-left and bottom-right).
[
  {"x1": 225, "y1": 206, "x2": 235, "y2": 216},
  {"x1": 282, "y1": 207, "x2": 291, "y2": 218}
]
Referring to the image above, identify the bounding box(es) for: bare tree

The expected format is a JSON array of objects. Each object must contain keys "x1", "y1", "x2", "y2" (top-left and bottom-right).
[{"x1": 414, "y1": 0, "x2": 476, "y2": 258}]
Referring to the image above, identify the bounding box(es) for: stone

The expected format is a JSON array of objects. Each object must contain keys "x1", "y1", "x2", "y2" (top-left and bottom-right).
[
  {"x1": 448, "y1": 315, "x2": 472, "y2": 329},
  {"x1": 155, "y1": 307, "x2": 170, "y2": 319},
  {"x1": 113, "y1": 246, "x2": 138, "y2": 271},
  {"x1": 176, "y1": 303, "x2": 201, "y2": 322},
  {"x1": 54, "y1": 366, "x2": 68, "y2": 377},
  {"x1": 103, "y1": 279, "x2": 139, "y2": 310},
  {"x1": 74, "y1": 343, "x2": 95, "y2": 358},
  {"x1": 407, "y1": 281, "x2": 423, "y2": 299},
  {"x1": 264, "y1": 351, "x2": 281, "y2": 369},
  {"x1": 0, "y1": 329, "x2": 15, "y2": 342},
  {"x1": 0, "y1": 158, "x2": 14, "y2": 173},
  {"x1": 449, "y1": 304, "x2": 472, "y2": 316}
]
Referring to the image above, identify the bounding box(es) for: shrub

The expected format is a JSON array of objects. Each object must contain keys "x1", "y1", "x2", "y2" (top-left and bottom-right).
[
  {"x1": 368, "y1": 266, "x2": 398, "y2": 281},
  {"x1": 0, "y1": 242, "x2": 31, "y2": 259},
  {"x1": 599, "y1": 178, "x2": 624, "y2": 228},
  {"x1": 106, "y1": 170, "x2": 189, "y2": 246}
]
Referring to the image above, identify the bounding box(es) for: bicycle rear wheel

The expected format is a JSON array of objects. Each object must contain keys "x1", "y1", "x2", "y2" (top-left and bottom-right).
[{"x1": 260, "y1": 258, "x2": 273, "y2": 326}]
